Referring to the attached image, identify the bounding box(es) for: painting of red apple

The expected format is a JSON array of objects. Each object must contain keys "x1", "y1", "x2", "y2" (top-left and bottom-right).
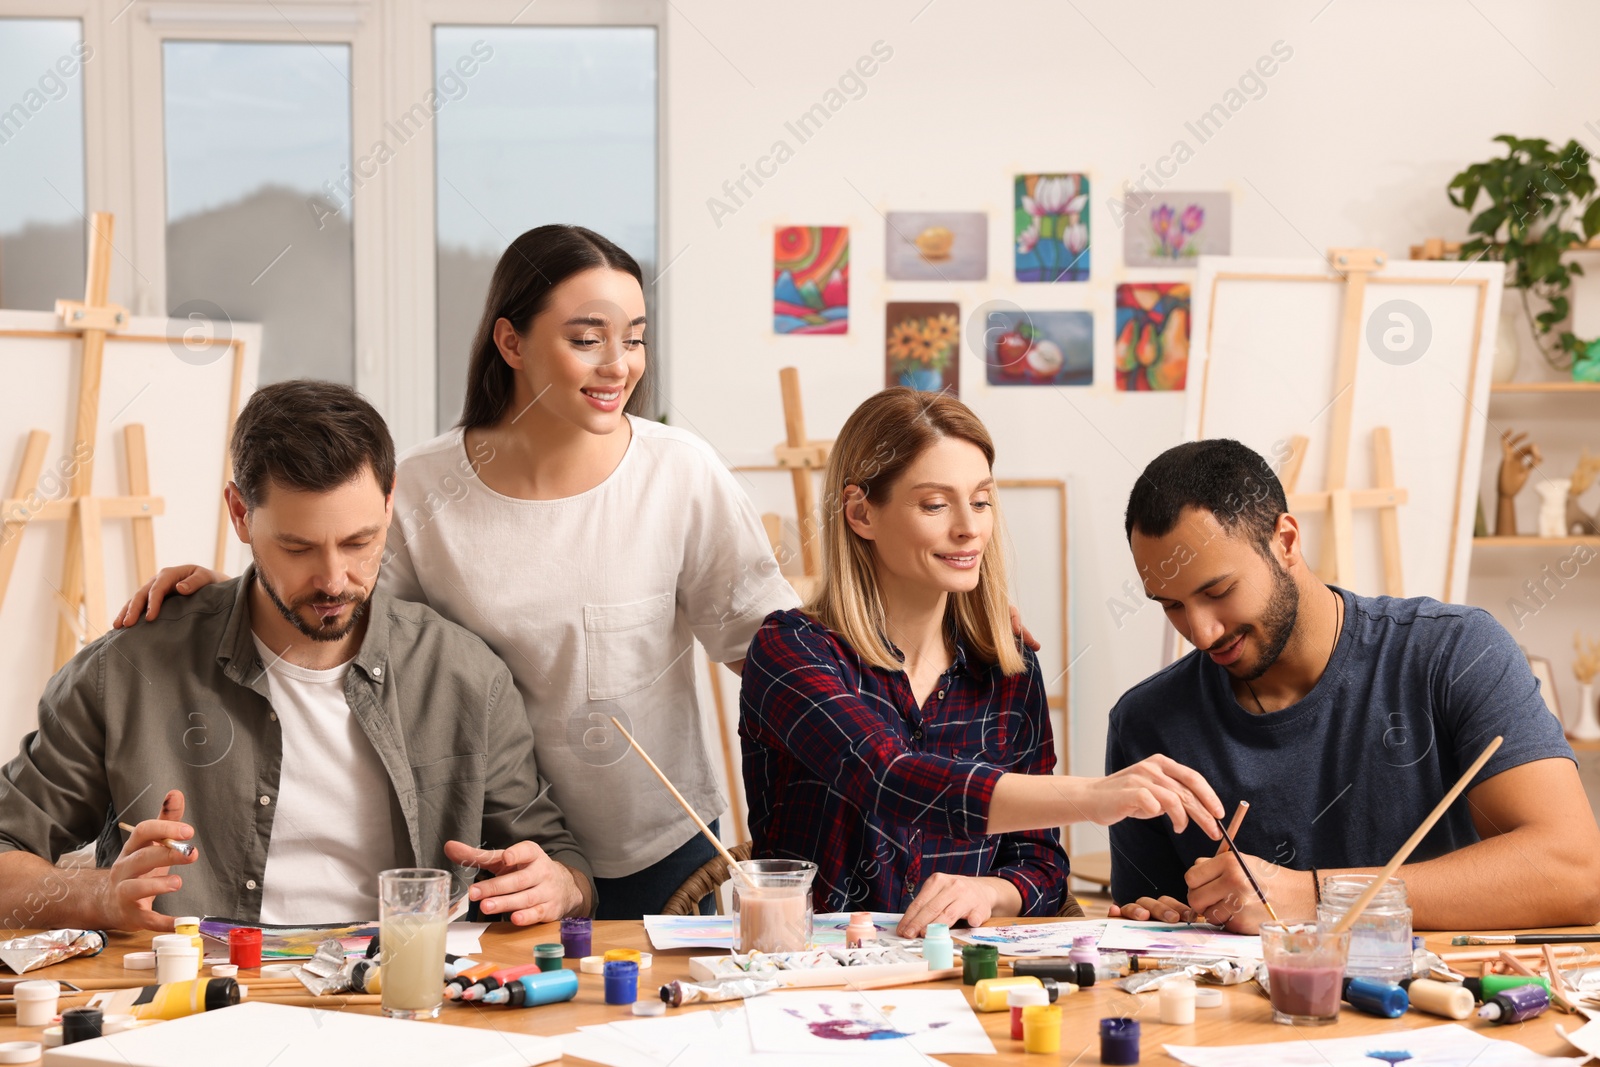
[{"x1": 983, "y1": 310, "x2": 1092, "y2": 387}]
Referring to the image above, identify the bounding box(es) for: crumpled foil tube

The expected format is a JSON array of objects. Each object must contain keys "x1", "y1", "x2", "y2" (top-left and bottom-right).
[
  {"x1": 1118, "y1": 957, "x2": 1254, "y2": 993},
  {"x1": 0, "y1": 929, "x2": 107, "y2": 974}
]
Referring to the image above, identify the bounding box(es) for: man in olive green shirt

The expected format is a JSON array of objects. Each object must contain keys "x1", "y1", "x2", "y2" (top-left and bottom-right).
[{"x1": 0, "y1": 381, "x2": 592, "y2": 932}]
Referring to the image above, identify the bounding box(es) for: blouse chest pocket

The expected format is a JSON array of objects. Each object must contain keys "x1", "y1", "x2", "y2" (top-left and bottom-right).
[{"x1": 584, "y1": 592, "x2": 677, "y2": 700}]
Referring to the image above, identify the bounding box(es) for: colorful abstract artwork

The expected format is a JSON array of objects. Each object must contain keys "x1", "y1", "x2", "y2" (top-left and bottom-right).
[
  {"x1": 1115, "y1": 283, "x2": 1190, "y2": 391},
  {"x1": 886, "y1": 301, "x2": 960, "y2": 395},
  {"x1": 1096, "y1": 919, "x2": 1260, "y2": 960},
  {"x1": 746, "y1": 991, "x2": 995, "y2": 1056},
  {"x1": 1122, "y1": 191, "x2": 1231, "y2": 267},
  {"x1": 1015, "y1": 173, "x2": 1089, "y2": 282},
  {"x1": 775, "y1": 225, "x2": 849, "y2": 334},
  {"x1": 984, "y1": 310, "x2": 1093, "y2": 387},
  {"x1": 885, "y1": 211, "x2": 988, "y2": 281},
  {"x1": 955, "y1": 919, "x2": 1110, "y2": 957}
]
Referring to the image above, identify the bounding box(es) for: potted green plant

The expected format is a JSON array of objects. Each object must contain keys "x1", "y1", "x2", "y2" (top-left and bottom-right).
[{"x1": 1447, "y1": 135, "x2": 1600, "y2": 379}]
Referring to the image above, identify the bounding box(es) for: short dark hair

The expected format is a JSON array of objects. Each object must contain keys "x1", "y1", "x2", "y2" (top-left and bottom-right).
[
  {"x1": 230, "y1": 379, "x2": 395, "y2": 509},
  {"x1": 1124, "y1": 439, "x2": 1287, "y2": 551},
  {"x1": 458, "y1": 224, "x2": 648, "y2": 429}
]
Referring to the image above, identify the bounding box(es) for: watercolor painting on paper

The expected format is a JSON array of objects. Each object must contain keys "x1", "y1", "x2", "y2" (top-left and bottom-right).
[
  {"x1": 1167, "y1": 1021, "x2": 1574, "y2": 1067},
  {"x1": 1122, "y1": 191, "x2": 1231, "y2": 268},
  {"x1": 775, "y1": 226, "x2": 849, "y2": 334},
  {"x1": 1115, "y1": 283, "x2": 1190, "y2": 391},
  {"x1": 1096, "y1": 919, "x2": 1261, "y2": 960},
  {"x1": 885, "y1": 211, "x2": 987, "y2": 281},
  {"x1": 886, "y1": 302, "x2": 960, "y2": 395},
  {"x1": 746, "y1": 990, "x2": 996, "y2": 1056},
  {"x1": 954, "y1": 919, "x2": 1110, "y2": 957},
  {"x1": 1015, "y1": 173, "x2": 1089, "y2": 282},
  {"x1": 984, "y1": 310, "x2": 1092, "y2": 387}
]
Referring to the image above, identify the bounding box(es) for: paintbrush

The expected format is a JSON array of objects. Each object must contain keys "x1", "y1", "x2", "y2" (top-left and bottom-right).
[
  {"x1": 1213, "y1": 810, "x2": 1278, "y2": 923},
  {"x1": 1452, "y1": 933, "x2": 1600, "y2": 945},
  {"x1": 610, "y1": 717, "x2": 751, "y2": 887},
  {"x1": 1214, "y1": 801, "x2": 1249, "y2": 857},
  {"x1": 1331, "y1": 736, "x2": 1503, "y2": 936},
  {"x1": 118, "y1": 820, "x2": 196, "y2": 859}
]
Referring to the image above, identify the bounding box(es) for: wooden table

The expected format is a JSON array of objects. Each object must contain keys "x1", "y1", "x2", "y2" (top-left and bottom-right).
[{"x1": 3, "y1": 920, "x2": 1596, "y2": 1064}]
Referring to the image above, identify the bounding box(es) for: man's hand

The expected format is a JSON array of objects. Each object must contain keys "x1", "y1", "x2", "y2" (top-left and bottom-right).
[
  {"x1": 445, "y1": 839, "x2": 585, "y2": 925},
  {"x1": 98, "y1": 790, "x2": 198, "y2": 932},
  {"x1": 1008, "y1": 605, "x2": 1042, "y2": 652},
  {"x1": 1074, "y1": 756, "x2": 1224, "y2": 837},
  {"x1": 1108, "y1": 896, "x2": 1196, "y2": 923},
  {"x1": 112, "y1": 565, "x2": 224, "y2": 628},
  {"x1": 1183, "y1": 850, "x2": 1315, "y2": 932},
  {"x1": 896, "y1": 873, "x2": 1013, "y2": 938}
]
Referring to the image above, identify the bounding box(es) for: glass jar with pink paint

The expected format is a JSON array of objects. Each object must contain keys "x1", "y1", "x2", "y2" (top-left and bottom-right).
[
  {"x1": 1260, "y1": 922, "x2": 1351, "y2": 1025},
  {"x1": 730, "y1": 859, "x2": 817, "y2": 953}
]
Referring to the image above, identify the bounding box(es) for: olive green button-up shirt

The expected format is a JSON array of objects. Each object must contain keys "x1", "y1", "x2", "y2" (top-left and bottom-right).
[{"x1": 0, "y1": 569, "x2": 592, "y2": 921}]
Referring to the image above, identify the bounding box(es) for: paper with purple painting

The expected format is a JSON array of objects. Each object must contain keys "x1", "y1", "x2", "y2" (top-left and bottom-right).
[{"x1": 746, "y1": 990, "x2": 995, "y2": 1056}]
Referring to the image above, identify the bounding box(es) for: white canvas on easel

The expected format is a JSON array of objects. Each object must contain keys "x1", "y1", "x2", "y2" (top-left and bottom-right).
[
  {"x1": 1182, "y1": 253, "x2": 1503, "y2": 608},
  {"x1": 0, "y1": 309, "x2": 259, "y2": 762}
]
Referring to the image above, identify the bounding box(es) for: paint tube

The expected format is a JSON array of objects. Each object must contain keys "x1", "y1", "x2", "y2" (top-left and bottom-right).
[
  {"x1": 92, "y1": 978, "x2": 240, "y2": 1020},
  {"x1": 661, "y1": 977, "x2": 780, "y2": 1007},
  {"x1": 0, "y1": 929, "x2": 106, "y2": 975},
  {"x1": 1118, "y1": 958, "x2": 1252, "y2": 994},
  {"x1": 292, "y1": 940, "x2": 351, "y2": 996},
  {"x1": 1412, "y1": 949, "x2": 1463, "y2": 983}
]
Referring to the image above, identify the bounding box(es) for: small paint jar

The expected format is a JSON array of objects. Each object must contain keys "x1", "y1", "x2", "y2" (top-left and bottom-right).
[
  {"x1": 604, "y1": 960, "x2": 639, "y2": 1005},
  {"x1": 12, "y1": 980, "x2": 60, "y2": 1028},
  {"x1": 1159, "y1": 979, "x2": 1197, "y2": 1025},
  {"x1": 60, "y1": 1008, "x2": 104, "y2": 1045},
  {"x1": 228, "y1": 927, "x2": 262, "y2": 969},
  {"x1": 1100, "y1": 1017, "x2": 1141, "y2": 1065},
  {"x1": 845, "y1": 912, "x2": 876, "y2": 948},
  {"x1": 1069, "y1": 935, "x2": 1100, "y2": 967},
  {"x1": 1022, "y1": 1004, "x2": 1061, "y2": 1054},
  {"x1": 535, "y1": 943, "x2": 565, "y2": 972},
  {"x1": 153, "y1": 933, "x2": 199, "y2": 984},
  {"x1": 1009, "y1": 986, "x2": 1049, "y2": 1041},
  {"x1": 961, "y1": 943, "x2": 998, "y2": 985},
  {"x1": 604, "y1": 948, "x2": 641, "y2": 965},
  {"x1": 922, "y1": 923, "x2": 953, "y2": 970},
  {"x1": 560, "y1": 917, "x2": 592, "y2": 959},
  {"x1": 175, "y1": 916, "x2": 205, "y2": 968}
]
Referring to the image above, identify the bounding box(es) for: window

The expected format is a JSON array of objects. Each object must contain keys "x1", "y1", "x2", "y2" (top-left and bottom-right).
[
  {"x1": 163, "y1": 40, "x2": 354, "y2": 383},
  {"x1": 0, "y1": 17, "x2": 87, "y2": 311},
  {"x1": 433, "y1": 25, "x2": 658, "y2": 431}
]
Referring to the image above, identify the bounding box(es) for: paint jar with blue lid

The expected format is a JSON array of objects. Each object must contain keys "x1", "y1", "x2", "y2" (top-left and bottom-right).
[
  {"x1": 604, "y1": 960, "x2": 639, "y2": 1005},
  {"x1": 1100, "y1": 1017, "x2": 1140, "y2": 1065},
  {"x1": 1317, "y1": 875, "x2": 1411, "y2": 983}
]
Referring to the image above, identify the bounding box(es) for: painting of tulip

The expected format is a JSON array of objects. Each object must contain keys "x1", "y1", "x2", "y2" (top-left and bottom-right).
[
  {"x1": 985, "y1": 310, "x2": 1092, "y2": 387},
  {"x1": 1122, "y1": 192, "x2": 1230, "y2": 268},
  {"x1": 775, "y1": 225, "x2": 849, "y2": 334},
  {"x1": 1015, "y1": 174, "x2": 1090, "y2": 282},
  {"x1": 1115, "y1": 283, "x2": 1190, "y2": 391},
  {"x1": 885, "y1": 301, "x2": 960, "y2": 395}
]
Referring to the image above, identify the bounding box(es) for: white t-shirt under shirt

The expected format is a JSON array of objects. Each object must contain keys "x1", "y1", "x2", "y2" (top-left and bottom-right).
[
  {"x1": 383, "y1": 416, "x2": 799, "y2": 878},
  {"x1": 252, "y1": 636, "x2": 402, "y2": 923}
]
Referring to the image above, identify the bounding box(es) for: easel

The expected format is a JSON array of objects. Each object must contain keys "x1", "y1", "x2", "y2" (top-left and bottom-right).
[
  {"x1": 0, "y1": 212, "x2": 166, "y2": 669},
  {"x1": 771, "y1": 366, "x2": 833, "y2": 601}
]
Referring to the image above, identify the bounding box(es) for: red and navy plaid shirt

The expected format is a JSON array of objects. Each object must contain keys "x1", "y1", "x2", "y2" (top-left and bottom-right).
[{"x1": 739, "y1": 608, "x2": 1068, "y2": 916}]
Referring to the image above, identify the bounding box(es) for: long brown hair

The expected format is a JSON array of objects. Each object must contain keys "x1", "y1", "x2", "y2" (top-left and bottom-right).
[
  {"x1": 457, "y1": 224, "x2": 649, "y2": 429},
  {"x1": 810, "y1": 388, "x2": 1024, "y2": 675}
]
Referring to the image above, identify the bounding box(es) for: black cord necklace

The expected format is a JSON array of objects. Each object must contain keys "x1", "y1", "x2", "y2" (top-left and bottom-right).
[{"x1": 1245, "y1": 586, "x2": 1342, "y2": 714}]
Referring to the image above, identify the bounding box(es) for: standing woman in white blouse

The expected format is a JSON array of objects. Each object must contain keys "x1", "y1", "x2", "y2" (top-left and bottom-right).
[{"x1": 115, "y1": 225, "x2": 799, "y2": 918}]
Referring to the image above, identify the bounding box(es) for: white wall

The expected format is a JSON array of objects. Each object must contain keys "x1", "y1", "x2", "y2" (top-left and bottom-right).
[{"x1": 659, "y1": 0, "x2": 1600, "y2": 854}]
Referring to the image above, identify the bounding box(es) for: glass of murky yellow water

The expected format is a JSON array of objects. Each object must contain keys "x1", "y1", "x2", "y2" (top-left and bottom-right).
[{"x1": 378, "y1": 868, "x2": 451, "y2": 1019}]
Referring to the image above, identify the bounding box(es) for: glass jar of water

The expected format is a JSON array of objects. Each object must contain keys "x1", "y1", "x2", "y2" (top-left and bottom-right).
[{"x1": 1316, "y1": 874, "x2": 1412, "y2": 983}]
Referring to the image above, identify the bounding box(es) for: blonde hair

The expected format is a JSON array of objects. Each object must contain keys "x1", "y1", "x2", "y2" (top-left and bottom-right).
[{"x1": 808, "y1": 388, "x2": 1024, "y2": 675}]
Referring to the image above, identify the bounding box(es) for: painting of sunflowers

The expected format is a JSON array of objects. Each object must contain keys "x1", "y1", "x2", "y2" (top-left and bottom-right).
[
  {"x1": 1115, "y1": 283, "x2": 1190, "y2": 391},
  {"x1": 1015, "y1": 173, "x2": 1089, "y2": 282},
  {"x1": 1123, "y1": 191, "x2": 1231, "y2": 268},
  {"x1": 885, "y1": 302, "x2": 960, "y2": 395},
  {"x1": 774, "y1": 225, "x2": 849, "y2": 334}
]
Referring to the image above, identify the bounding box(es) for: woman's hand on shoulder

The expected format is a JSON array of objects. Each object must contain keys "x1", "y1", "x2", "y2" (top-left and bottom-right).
[{"x1": 112, "y1": 565, "x2": 226, "y2": 628}]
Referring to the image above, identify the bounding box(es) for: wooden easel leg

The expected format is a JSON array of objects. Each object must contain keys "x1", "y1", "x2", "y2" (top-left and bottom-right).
[
  {"x1": 54, "y1": 506, "x2": 86, "y2": 669},
  {"x1": 779, "y1": 368, "x2": 821, "y2": 580},
  {"x1": 703, "y1": 654, "x2": 747, "y2": 846},
  {"x1": 1372, "y1": 427, "x2": 1404, "y2": 597},
  {"x1": 1280, "y1": 434, "x2": 1309, "y2": 495},
  {"x1": 0, "y1": 429, "x2": 50, "y2": 608},
  {"x1": 124, "y1": 424, "x2": 156, "y2": 586},
  {"x1": 1328, "y1": 488, "x2": 1355, "y2": 589},
  {"x1": 77, "y1": 496, "x2": 107, "y2": 644}
]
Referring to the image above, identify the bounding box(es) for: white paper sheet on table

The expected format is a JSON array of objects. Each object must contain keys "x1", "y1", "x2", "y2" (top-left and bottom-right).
[
  {"x1": 571, "y1": 1006, "x2": 923, "y2": 1067},
  {"x1": 1167, "y1": 1022, "x2": 1588, "y2": 1067},
  {"x1": 953, "y1": 919, "x2": 1111, "y2": 956},
  {"x1": 446, "y1": 921, "x2": 487, "y2": 955},
  {"x1": 1097, "y1": 918, "x2": 1262, "y2": 960},
  {"x1": 643, "y1": 912, "x2": 904, "y2": 951},
  {"x1": 745, "y1": 989, "x2": 996, "y2": 1056}
]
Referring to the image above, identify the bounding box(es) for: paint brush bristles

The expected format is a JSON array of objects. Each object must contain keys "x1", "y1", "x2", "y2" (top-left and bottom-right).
[
  {"x1": 1213, "y1": 812, "x2": 1278, "y2": 923},
  {"x1": 118, "y1": 821, "x2": 195, "y2": 859},
  {"x1": 610, "y1": 717, "x2": 751, "y2": 887}
]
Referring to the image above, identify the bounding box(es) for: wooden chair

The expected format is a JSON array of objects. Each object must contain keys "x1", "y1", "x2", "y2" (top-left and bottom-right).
[{"x1": 660, "y1": 841, "x2": 1089, "y2": 919}]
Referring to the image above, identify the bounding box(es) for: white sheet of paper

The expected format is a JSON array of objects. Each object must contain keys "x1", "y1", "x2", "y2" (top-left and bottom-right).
[
  {"x1": 744, "y1": 989, "x2": 995, "y2": 1056},
  {"x1": 1167, "y1": 1022, "x2": 1588, "y2": 1067},
  {"x1": 583, "y1": 1007, "x2": 920, "y2": 1067},
  {"x1": 642, "y1": 912, "x2": 904, "y2": 951},
  {"x1": 1097, "y1": 918, "x2": 1262, "y2": 960},
  {"x1": 1558, "y1": 1017, "x2": 1600, "y2": 1061},
  {"x1": 445, "y1": 921, "x2": 487, "y2": 955},
  {"x1": 954, "y1": 919, "x2": 1111, "y2": 956}
]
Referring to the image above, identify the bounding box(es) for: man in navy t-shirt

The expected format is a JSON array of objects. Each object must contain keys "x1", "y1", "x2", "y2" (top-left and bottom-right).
[{"x1": 1105, "y1": 439, "x2": 1599, "y2": 932}]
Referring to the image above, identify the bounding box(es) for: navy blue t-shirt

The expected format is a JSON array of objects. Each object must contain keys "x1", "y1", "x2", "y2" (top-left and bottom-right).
[{"x1": 1105, "y1": 588, "x2": 1574, "y2": 904}]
